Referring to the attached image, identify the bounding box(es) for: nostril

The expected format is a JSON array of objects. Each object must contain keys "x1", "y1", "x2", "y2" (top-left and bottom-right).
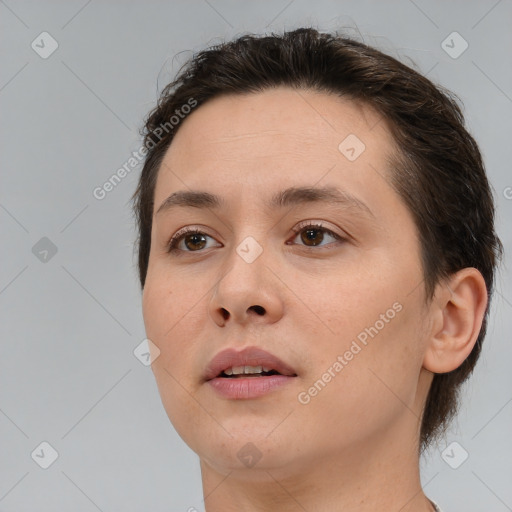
[
  {"x1": 250, "y1": 305, "x2": 265, "y2": 315},
  {"x1": 221, "y1": 308, "x2": 230, "y2": 320}
]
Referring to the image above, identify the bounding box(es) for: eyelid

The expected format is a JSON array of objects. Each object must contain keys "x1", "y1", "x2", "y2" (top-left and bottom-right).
[
  {"x1": 288, "y1": 220, "x2": 347, "y2": 246},
  {"x1": 166, "y1": 220, "x2": 348, "y2": 254},
  {"x1": 166, "y1": 225, "x2": 221, "y2": 254}
]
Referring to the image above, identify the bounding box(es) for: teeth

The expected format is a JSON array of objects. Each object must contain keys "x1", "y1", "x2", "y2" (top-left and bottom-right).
[{"x1": 223, "y1": 365, "x2": 266, "y2": 375}]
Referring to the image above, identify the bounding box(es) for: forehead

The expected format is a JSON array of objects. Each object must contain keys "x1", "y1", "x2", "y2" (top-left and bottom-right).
[
  {"x1": 151, "y1": 88, "x2": 422, "y2": 262},
  {"x1": 165, "y1": 87, "x2": 393, "y2": 167},
  {"x1": 153, "y1": 87, "x2": 401, "y2": 220}
]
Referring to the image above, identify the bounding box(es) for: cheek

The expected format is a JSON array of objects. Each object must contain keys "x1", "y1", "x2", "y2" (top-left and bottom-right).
[
  {"x1": 142, "y1": 272, "x2": 207, "y2": 390},
  {"x1": 299, "y1": 267, "x2": 426, "y2": 417},
  {"x1": 142, "y1": 263, "x2": 204, "y2": 341},
  {"x1": 297, "y1": 260, "x2": 401, "y2": 342},
  {"x1": 143, "y1": 276, "x2": 212, "y2": 445},
  {"x1": 295, "y1": 316, "x2": 424, "y2": 452}
]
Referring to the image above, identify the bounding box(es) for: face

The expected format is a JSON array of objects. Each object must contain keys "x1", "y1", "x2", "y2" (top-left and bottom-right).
[{"x1": 142, "y1": 87, "x2": 433, "y2": 476}]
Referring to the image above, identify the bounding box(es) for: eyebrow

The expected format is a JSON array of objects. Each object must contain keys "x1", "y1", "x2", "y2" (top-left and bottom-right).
[{"x1": 155, "y1": 185, "x2": 375, "y2": 219}]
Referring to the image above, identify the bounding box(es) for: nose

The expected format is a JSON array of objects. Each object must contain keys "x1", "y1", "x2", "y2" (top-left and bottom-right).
[{"x1": 208, "y1": 241, "x2": 285, "y2": 327}]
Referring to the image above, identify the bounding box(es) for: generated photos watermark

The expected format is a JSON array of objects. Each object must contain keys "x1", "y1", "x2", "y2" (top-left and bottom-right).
[
  {"x1": 93, "y1": 97, "x2": 197, "y2": 200},
  {"x1": 298, "y1": 301, "x2": 403, "y2": 404}
]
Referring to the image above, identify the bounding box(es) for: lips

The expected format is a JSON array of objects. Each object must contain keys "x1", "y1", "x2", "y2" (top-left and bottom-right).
[
  {"x1": 204, "y1": 346, "x2": 297, "y2": 381},
  {"x1": 204, "y1": 347, "x2": 298, "y2": 399}
]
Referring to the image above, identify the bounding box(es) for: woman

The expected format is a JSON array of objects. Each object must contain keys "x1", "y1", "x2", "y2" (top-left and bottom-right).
[{"x1": 132, "y1": 28, "x2": 502, "y2": 511}]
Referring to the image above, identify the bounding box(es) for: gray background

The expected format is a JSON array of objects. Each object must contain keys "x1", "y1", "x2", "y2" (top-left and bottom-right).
[{"x1": 1, "y1": 1, "x2": 511, "y2": 511}]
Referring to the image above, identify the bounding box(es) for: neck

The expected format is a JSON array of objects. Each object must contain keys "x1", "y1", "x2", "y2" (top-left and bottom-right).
[{"x1": 200, "y1": 423, "x2": 433, "y2": 512}]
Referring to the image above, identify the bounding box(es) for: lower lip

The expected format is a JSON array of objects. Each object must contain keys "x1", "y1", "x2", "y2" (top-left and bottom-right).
[{"x1": 207, "y1": 375, "x2": 296, "y2": 399}]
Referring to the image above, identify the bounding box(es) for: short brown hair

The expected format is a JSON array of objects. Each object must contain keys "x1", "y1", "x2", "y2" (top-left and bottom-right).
[{"x1": 131, "y1": 27, "x2": 503, "y2": 449}]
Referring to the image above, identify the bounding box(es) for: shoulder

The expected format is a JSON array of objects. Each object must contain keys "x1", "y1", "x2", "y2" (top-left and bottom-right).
[{"x1": 430, "y1": 500, "x2": 443, "y2": 512}]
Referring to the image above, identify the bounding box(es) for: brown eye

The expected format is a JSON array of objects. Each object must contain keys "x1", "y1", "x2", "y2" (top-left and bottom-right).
[
  {"x1": 291, "y1": 223, "x2": 344, "y2": 248},
  {"x1": 168, "y1": 228, "x2": 219, "y2": 253},
  {"x1": 300, "y1": 227, "x2": 326, "y2": 246},
  {"x1": 183, "y1": 232, "x2": 207, "y2": 251}
]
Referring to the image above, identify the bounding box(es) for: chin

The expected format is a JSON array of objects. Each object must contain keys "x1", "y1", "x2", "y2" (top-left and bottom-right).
[
  {"x1": 180, "y1": 419, "x2": 294, "y2": 468},
  {"x1": 199, "y1": 440, "x2": 302, "y2": 478}
]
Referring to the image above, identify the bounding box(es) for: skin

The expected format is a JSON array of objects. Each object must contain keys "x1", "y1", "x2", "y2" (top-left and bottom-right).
[{"x1": 142, "y1": 87, "x2": 488, "y2": 512}]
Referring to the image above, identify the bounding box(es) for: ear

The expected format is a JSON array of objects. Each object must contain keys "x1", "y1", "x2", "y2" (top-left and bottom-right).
[{"x1": 423, "y1": 268, "x2": 488, "y2": 374}]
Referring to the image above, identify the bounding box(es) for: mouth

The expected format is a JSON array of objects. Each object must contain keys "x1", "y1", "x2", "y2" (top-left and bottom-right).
[
  {"x1": 219, "y1": 365, "x2": 285, "y2": 378},
  {"x1": 204, "y1": 347, "x2": 298, "y2": 399}
]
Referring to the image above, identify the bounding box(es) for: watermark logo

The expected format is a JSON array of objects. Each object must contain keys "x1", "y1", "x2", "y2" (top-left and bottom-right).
[
  {"x1": 236, "y1": 236, "x2": 263, "y2": 264},
  {"x1": 297, "y1": 301, "x2": 403, "y2": 404},
  {"x1": 441, "y1": 32, "x2": 468, "y2": 59},
  {"x1": 31, "y1": 441, "x2": 59, "y2": 469},
  {"x1": 237, "y1": 442, "x2": 263, "y2": 468},
  {"x1": 441, "y1": 441, "x2": 469, "y2": 469},
  {"x1": 32, "y1": 237, "x2": 58, "y2": 263},
  {"x1": 93, "y1": 98, "x2": 197, "y2": 200},
  {"x1": 133, "y1": 338, "x2": 160, "y2": 366},
  {"x1": 31, "y1": 32, "x2": 59, "y2": 59},
  {"x1": 338, "y1": 134, "x2": 366, "y2": 161}
]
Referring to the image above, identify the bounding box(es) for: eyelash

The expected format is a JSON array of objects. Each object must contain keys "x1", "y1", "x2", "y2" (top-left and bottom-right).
[{"x1": 166, "y1": 222, "x2": 346, "y2": 255}]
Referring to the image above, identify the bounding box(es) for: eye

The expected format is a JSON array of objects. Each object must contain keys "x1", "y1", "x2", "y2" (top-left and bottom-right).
[
  {"x1": 167, "y1": 227, "x2": 221, "y2": 254},
  {"x1": 167, "y1": 222, "x2": 346, "y2": 255},
  {"x1": 288, "y1": 222, "x2": 345, "y2": 248}
]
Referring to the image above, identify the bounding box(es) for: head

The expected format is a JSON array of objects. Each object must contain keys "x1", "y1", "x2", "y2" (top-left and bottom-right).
[{"x1": 132, "y1": 28, "x2": 502, "y2": 470}]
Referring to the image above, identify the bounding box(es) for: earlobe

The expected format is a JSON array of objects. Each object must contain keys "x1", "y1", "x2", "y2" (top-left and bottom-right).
[{"x1": 423, "y1": 268, "x2": 488, "y2": 374}]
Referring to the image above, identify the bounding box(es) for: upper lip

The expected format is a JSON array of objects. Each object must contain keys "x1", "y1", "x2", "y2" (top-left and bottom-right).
[{"x1": 204, "y1": 346, "x2": 297, "y2": 381}]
